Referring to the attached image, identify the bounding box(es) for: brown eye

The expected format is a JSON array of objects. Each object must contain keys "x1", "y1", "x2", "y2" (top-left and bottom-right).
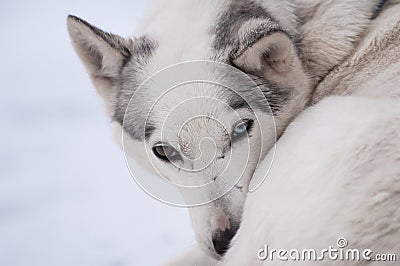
[{"x1": 152, "y1": 144, "x2": 180, "y2": 162}]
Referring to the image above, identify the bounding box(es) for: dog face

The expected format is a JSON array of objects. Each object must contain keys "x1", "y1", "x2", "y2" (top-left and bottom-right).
[
  {"x1": 121, "y1": 78, "x2": 275, "y2": 257},
  {"x1": 67, "y1": 0, "x2": 311, "y2": 258}
]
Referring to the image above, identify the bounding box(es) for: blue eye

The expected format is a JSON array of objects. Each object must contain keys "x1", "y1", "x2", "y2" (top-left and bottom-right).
[{"x1": 233, "y1": 120, "x2": 253, "y2": 138}]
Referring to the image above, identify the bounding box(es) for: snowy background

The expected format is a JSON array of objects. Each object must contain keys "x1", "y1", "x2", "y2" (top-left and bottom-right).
[{"x1": 0, "y1": 1, "x2": 195, "y2": 265}]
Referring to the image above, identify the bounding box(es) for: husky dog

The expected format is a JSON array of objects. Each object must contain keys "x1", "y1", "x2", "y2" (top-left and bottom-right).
[
  {"x1": 165, "y1": 2, "x2": 400, "y2": 264},
  {"x1": 168, "y1": 96, "x2": 400, "y2": 266},
  {"x1": 166, "y1": 1, "x2": 400, "y2": 265},
  {"x1": 223, "y1": 9, "x2": 400, "y2": 256},
  {"x1": 67, "y1": 0, "x2": 385, "y2": 261}
]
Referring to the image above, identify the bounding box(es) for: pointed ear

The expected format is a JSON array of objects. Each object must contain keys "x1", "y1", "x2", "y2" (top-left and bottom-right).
[
  {"x1": 233, "y1": 33, "x2": 295, "y2": 77},
  {"x1": 67, "y1": 15, "x2": 132, "y2": 80}
]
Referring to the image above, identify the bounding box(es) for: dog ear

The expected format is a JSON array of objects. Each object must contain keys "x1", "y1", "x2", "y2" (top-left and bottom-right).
[
  {"x1": 67, "y1": 15, "x2": 131, "y2": 80},
  {"x1": 232, "y1": 33, "x2": 295, "y2": 78}
]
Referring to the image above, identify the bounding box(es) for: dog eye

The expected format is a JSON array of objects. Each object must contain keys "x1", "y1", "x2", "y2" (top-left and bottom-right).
[
  {"x1": 232, "y1": 119, "x2": 253, "y2": 139},
  {"x1": 152, "y1": 144, "x2": 180, "y2": 162}
]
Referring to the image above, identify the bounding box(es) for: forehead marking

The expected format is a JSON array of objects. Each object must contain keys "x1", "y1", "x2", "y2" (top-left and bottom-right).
[
  {"x1": 211, "y1": 0, "x2": 293, "y2": 116},
  {"x1": 211, "y1": 0, "x2": 286, "y2": 59},
  {"x1": 114, "y1": 0, "x2": 296, "y2": 142}
]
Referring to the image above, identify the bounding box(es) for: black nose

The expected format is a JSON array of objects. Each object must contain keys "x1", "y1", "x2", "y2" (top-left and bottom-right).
[{"x1": 212, "y1": 228, "x2": 237, "y2": 256}]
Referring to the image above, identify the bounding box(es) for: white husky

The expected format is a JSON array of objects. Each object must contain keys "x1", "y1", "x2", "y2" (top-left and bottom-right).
[{"x1": 67, "y1": 0, "x2": 400, "y2": 264}]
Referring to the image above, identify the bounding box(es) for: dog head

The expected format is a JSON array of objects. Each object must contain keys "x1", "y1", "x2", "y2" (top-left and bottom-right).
[{"x1": 67, "y1": 0, "x2": 310, "y2": 259}]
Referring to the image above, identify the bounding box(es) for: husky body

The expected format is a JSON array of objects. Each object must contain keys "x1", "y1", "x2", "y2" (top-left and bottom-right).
[
  {"x1": 313, "y1": 0, "x2": 400, "y2": 102},
  {"x1": 222, "y1": 96, "x2": 400, "y2": 266},
  {"x1": 67, "y1": 0, "x2": 396, "y2": 262},
  {"x1": 165, "y1": 1, "x2": 400, "y2": 265},
  {"x1": 166, "y1": 96, "x2": 400, "y2": 266}
]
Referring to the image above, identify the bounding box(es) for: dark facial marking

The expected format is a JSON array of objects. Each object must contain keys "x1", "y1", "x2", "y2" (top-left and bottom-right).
[
  {"x1": 224, "y1": 72, "x2": 291, "y2": 115},
  {"x1": 144, "y1": 122, "x2": 156, "y2": 141},
  {"x1": 211, "y1": 0, "x2": 288, "y2": 60},
  {"x1": 212, "y1": 0, "x2": 271, "y2": 51},
  {"x1": 112, "y1": 36, "x2": 158, "y2": 141},
  {"x1": 228, "y1": 96, "x2": 250, "y2": 110},
  {"x1": 211, "y1": 1, "x2": 292, "y2": 114},
  {"x1": 249, "y1": 75, "x2": 292, "y2": 114}
]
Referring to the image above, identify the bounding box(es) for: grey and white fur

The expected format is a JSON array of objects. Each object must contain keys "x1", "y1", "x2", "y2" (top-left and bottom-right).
[{"x1": 67, "y1": 0, "x2": 399, "y2": 263}]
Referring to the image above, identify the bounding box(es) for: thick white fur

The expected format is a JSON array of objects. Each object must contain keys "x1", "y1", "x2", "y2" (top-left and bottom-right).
[
  {"x1": 224, "y1": 3, "x2": 400, "y2": 264},
  {"x1": 222, "y1": 96, "x2": 400, "y2": 265},
  {"x1": 165, "y1": 1, "x2": 400, "y2": 265},
  {"x1": 168, "y1": 96, "x2": 400, "y2": 266},
  {"x1": 313, "y1": 0, "x2": 400, "y2": 101},
  {"x1": 67, "y1": 0, "x2": 399, "y2": 264},
  {"x1": 293, "y1": 0, "x2": 380, "y2": 83}
]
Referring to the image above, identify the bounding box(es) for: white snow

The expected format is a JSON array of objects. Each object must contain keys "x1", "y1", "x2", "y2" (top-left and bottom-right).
[{"x1": 0, "y1": 1, "x2": 194, "y2": 265}]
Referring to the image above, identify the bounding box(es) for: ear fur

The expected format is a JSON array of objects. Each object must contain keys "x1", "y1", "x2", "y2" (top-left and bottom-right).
[
  {"x1": 67, "y1": 15, "x2": 132, "y2": 80},
  {"x1": 233, "y1": 32, "x2": 311, "y2": 131},
  {"x1": 233, "y1": 33, "x2": 294, "y2": 77}
]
